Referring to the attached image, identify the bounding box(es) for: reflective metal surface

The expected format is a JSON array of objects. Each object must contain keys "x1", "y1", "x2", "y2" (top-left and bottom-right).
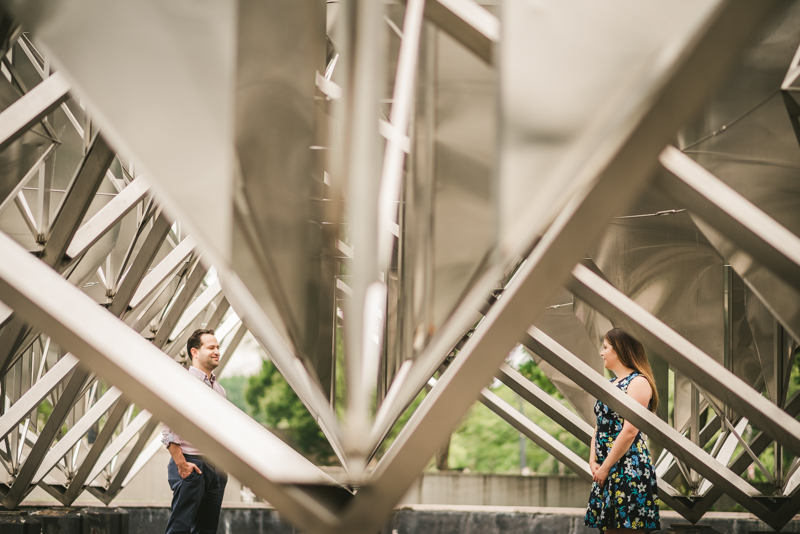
[{"x1": 0, "y1": 0, "x2": 798, "y2": 532}]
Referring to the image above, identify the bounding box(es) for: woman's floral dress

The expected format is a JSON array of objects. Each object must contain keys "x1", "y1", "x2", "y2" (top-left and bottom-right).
[{"x1": 585, "y1": 372, "x2": 660, "y2": 531}]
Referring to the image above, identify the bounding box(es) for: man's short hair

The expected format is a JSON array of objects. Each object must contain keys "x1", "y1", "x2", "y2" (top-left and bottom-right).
[{"x1": 187, "y1": 328, "x2": 215, "y2": 360}]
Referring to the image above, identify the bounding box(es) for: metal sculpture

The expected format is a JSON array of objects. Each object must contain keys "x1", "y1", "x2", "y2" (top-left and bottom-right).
[{"x1": 0, "y1": 0, "x2": 797, "y2": 532}]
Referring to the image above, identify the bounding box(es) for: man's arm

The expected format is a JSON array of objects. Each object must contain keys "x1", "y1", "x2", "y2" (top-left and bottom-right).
[{"x1": 167, "y1": 442, "x2": 202, "y2": 479}]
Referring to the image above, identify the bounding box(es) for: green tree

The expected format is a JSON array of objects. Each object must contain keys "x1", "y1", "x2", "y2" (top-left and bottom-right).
[
  {"x1": 245, "y1": 360, "x2": 336, "y2": 464},
  {"x1": 517, "y1": 359, "x2": 563, "y2": 400},
  {"x1": 448, "y1": 384, "x2": 588, "y2": 474},
  {"x1": 219, "y1": 375, "x2": 248, "y2": 412}
]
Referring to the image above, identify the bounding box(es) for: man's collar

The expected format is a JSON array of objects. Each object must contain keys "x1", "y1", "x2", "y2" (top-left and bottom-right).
[{"x1": 188, "y1": 365, "x2": 215, "y2": 383}]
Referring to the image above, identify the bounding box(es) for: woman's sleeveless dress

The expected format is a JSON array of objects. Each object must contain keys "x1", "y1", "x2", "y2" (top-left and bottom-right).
[{"x1": 584, "y1": 372, "x2": 660, "y2": 530}]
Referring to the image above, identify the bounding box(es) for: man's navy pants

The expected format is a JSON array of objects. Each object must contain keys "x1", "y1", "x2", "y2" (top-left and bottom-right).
[{"x1": 165, "y1": 454, "x2": 227, "y2": 534}]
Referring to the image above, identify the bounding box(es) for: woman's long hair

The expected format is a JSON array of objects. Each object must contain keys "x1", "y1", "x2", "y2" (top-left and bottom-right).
[{"x1": 605, "y1": 328, "x2": 659, "y2": 414}]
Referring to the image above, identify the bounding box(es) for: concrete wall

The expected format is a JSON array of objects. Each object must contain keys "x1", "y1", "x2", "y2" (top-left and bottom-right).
[
  {"x1": 398, "y1": 472, "x2": 591, "y2": 508},
  {"x1": 22, "y1": 446, "x2": 592, "y2": 509},
  {"x1": 119, "y1": 505, "x2": 800, "y2": 534}
]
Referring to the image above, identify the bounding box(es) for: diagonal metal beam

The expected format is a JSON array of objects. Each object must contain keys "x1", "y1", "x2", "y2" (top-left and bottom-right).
[
  {"x1": 108, "y1": 213, "x2": 171, "y2": 318},
  {"x1": 686, "y1": 391, "x2": 800, "y2": 517},
  {"x1": 769, "y1": 481, "x2": 800, "y2": 530},
  {"x1": 83, "y1": 409, "x2": 151, "y2": 489},
  {"x1": 101, "y1": 418, "x2": 160, "y2": 500},
  {"x1": 42, "y1": 134, "x2": 116, "y2": 270},
  {"x1": 568, "y1": 263, "x2": 800, "y2": 458},
  {"x1": 204, "y1": 297, "x2": 230, "y2": 331},
  {"x1": 167, "y1": 279, "x2": 221, "y2": 343},
  {"x1": 523, "y1": 327, "x2": 777, "y2": 527},
  {"x1": 65, "y1": 176, "x2": 151, "y2": 261},
  {"x1": 0, "y1": 71, "x2": 69, "y2": 152},
  {"x1": 210, "y1": 269, "x2": 348, "y2": 470},
  {"x1": 0, "y1": 229, "x2": 346, "y2": 533},
  {"x1": 151, "y1": 258, "x2": 207, "y2": 348},
  {"x1": 1, "y1": 366, "x2": 90, "y2": 509},
  {"x1": 659, "y1": 145, "x2": 800, "y2": 292},
  {"x1": 126, "y1": 277, "x2": 180, "y2": 334},
  {"x1": 13, "y1": 192, "x2": 38, "y2": 239},
  {"x1": 495, "y1": 364, "x2": 592, "y2": 446},
  {"x1": 61, "y1": 395, "x2": 129, "y2": 502},
  {"x1": 403, "y1": 0, "x2": 498, "y2": 65},
  {"x1": 215, "y1": 321, "x2": 246, "y2": 376},
  {"x1": 127, "y1": 236, "x2": 196, "y2": 312},
  {"x1": 115, "y1": 433, "x2": 163, "y2": 494},
  {"x1": 0, "y1": 318, "x2": 32, "y2": 377},
  {"x1": 0, "y1": 354, "x2": 79, "y2": 441},
  {"x1": 0, "y1": 142, "x2": 56, "y2": 216},
  {"x1": 32, "y1": 387, "x2": 122, "y2": 485},
  {"x1": 479, "y1": 386, "x2": 590, "y2": 479}
]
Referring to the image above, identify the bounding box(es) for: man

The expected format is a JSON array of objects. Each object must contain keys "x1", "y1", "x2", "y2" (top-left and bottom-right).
[{"x1": 162, "y1": 329, "x2": 228, "y2": 534}]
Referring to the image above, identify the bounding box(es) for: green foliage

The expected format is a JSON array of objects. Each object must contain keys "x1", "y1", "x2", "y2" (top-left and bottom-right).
[
  {"x1": 245, "y1": 360, "x2": 336, "y2": 464},
  {"x1": 37, "y1": 399, "x2": 52, "y2": 432},
  {"x1": 788, "y1": 346, "x2": 800, "y2": 401},
  {"x1": 517, "y1": 360, "x2": 563, "y2": 400},
  {"x1": 219, "y1": 375, "x2": 248, "y2": 412},
  {"x1": 374, "y1": 389, "x2": 427, "y2": 460},
  {"x1": 239, "y1": 355, "x2": 589, "y2": 474},
  {"x1": 449, "y1": 385, "x2": 589, "y2": 474}
]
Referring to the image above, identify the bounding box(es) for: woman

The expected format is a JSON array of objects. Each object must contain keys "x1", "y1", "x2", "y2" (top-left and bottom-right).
[{"x1": 585, "y1": 327, "x2": 660, "y2": 532}]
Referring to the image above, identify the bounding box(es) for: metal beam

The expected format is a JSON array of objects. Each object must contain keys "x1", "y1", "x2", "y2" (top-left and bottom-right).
[
  {"x1": 108, "y1": 213, "x2": 172, "y2": 318},
  {"x1": 1, "y1": 366, "x2": 90, "y2": 509},
  {"x1": 42, "y1": 134, "x2": 116, "y2": 270},
  {"x1": 0, "y1": 229, "x2": 346, "y2": 533},
  {"x1": 377, "y1": 0, "x2": 427, "y2": 270},
  {"x1": 61, "y1": 396, "x2": 130, "y2": 502},
  {"x1": 120, "y1": 433, "x2": 162, "y2": 489},
  {"x1": 0, "y1": 71, "x2": 69, "y2": 152},
  {"x1": 151, "y1": 258, "x2": 207, "y2": 348},
  {"x1": 522, "y1": 326, "x2": 777, "y2": 527},
  {"x1": 0, "y1": 142, "x2": 56, "y2": 216},
  {"x1": 32, "y1": 387, "x2": 122, "y2": 484},
  {"x1": 102, "y1": 418, "x2": 160, "y2": 499},
  {"x1": 405, "y1": 0, "x2": 498, "y2": 65},
  {"x1": 167, "y1": 279, "x2": 221, "y2": 342},
  {"x1": 0, "y1": 318, "x2": 31, "y2": 376},
  {"x1": 0, "y1": 354, "x2": 78, "y2": 441},
  {"x1": 659, "y1": 145, "x2": 800, "y2": 292},
  {"x1": 686, "y1": 391, "x2": 800, "y2": 517},
  {"x1": 127, "y1": 236, "x2": 196, "y2": 312},
  {"x1": 66, "y1": 176, "x2": 151, "y2": 260},
  {"x1": 216, "y1": 321, "x2": 246, "y2": 376},
  {"x1": 495, "y1": 364, "x2": 592, "y2": 446},
  {"x1": 568, "y1": 263, "x2": 800, "y2": 458},
  {"x1": 479, "y1": 387, "x2": 590, "y2": 480},
  {"x1": 83, "y1": 409, "x2": 151, "y2": 489}
]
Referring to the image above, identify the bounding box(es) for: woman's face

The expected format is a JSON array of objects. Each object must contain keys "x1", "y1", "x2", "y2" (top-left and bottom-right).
[{"x1": 600, "y1": 338, "x2": 617, "y2": 370}]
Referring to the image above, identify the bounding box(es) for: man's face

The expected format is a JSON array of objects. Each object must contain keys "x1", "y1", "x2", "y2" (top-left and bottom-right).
[{"x1": 192, "y1": 334, "x2": 220, "y2": 373}]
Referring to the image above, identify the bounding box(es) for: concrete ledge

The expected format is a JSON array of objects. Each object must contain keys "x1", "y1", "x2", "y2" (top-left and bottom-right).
[{"x1": 114, "y1": 505, "x2": 800, "y2": 534}]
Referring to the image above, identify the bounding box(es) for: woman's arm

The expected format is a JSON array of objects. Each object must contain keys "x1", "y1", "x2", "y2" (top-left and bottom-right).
[
  {"x1": 589, "y1": 427, "x2": 599, "y2": 475},
  {"x1": 592, "y1": 377, "x2": 652, "y2": 484}
]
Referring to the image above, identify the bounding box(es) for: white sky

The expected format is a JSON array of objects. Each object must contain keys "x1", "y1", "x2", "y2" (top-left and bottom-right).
[{"x1": 219, "y1": 331, "x2": 265, "y2": 378}]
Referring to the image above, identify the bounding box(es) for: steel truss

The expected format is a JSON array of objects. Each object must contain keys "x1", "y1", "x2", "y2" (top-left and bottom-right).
[{"x1": 0, "y1": 0, "x2": 797, "y2": 533}]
